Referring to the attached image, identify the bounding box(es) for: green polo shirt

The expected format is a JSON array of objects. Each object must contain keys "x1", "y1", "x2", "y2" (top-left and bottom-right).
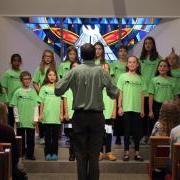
[{"x1": 55, "y1": 61, "x2": 119, "y2": 111}]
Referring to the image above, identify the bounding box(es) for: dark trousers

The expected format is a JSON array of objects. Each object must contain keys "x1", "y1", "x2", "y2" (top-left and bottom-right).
[
  {"x1": 72, "y1": 110, "x2": 105, "y2": 180},
  {"x1": 142, "y1": 97, "x2": 150, "y2": 136},
  {"x1": 44, "y1": 124, "x2": 60, "y2": 156},
  {"x1": 101, "y1": 119, "x2": 113, "y2": 153},
  {"x1": 16, "y1": 128, "x2": 35, "y2": 158},
  {"x1": 149, "y1": 101, "x2": 162, "y2": 136},
  {"x1": 64, "y1": 120, "x2": 75, "y2": 156},
  {"x1": 38, "y1": 122, "x2": 44, "y2": 139},
  {"x1": 123, "y1": 112, "x2": 143, "y2": 151},
  {"x1": 8, "y1": 106, "x2": 15, "y2": 128}
]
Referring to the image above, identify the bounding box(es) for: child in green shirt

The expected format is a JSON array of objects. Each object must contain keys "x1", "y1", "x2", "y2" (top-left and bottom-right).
[
  {"x1": 39, "y1": 68, "x2": 63, "y2": 161},
  {"x1": 57, "y1": 46, "x2": 80, "y2": 78},
  {"x1": 94, "y1": 42, "x2": 109, "y2": 65},
  {"x1": 139, "y1": 36, "x2": 160, "y2": 143},
  {"x1": 1, "y1": 54, "x2": 22, "y2": 127},
  {"x1": 111, "y1": 45, "x2": 128, "y2": 145},
  {"x1": 149, "y1": 60, "x2": 176, "y2": 135},
  {"x1": 33, "y1": 49, "x2": 56, "y2": 145},
  {"x1": 10, "y1": 71, "x2": 39, "y2": 160},
  {"x1": 117, "y1": 56, "x2": 145, "y2": 161},
  {"x1": 99, "y1": 64, "x2": 117, "y2": 161},
  {"x1": 166, "y1": 48, "x2": 180, "y2": 97},
  {"x1": 63, "y1": 62, "x2": 79, "y2": 161}
]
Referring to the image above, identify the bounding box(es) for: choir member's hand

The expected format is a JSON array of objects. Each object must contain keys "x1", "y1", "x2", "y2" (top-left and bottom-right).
[
  {"x1": 111, "y1": 113, "x2": 116, "y2": 119},
  {"x1": 64, "y1": 113, "x2": 69, "y2": 121},
  {"x1": 38, "y1": 114, "x2": 43, "y2": 122},
  {"x1": 140, "y1": 111, "x2": 145, "y2": 118},
  {"x1": 16, "y1": 122, "x2": 20, "y2": 128},
  {"x1": 148, "y1": 111, "x2": 154, "y2": 119},
  {"x1": 118, "y1": 107, "x2": 124, "y2": 116}
]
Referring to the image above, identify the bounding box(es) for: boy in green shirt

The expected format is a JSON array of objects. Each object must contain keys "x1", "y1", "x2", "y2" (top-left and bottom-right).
[
  {"x1": 110, "y1": 45, "x2": 128, "y2": 145},
  {"x1": 11, "y1": 71, "x2": 39, "y2": 160},
  {"x1": 1, "y1": 54, "x2": 22, "y2": 127}
]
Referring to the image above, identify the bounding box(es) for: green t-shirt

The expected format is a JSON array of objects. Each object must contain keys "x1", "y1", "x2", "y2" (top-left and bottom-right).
[
  {"x1": 1, "y1": 69, "x2": 22, "y2": 102},
  {"x1": 171, "y1": 68, "x2": 180, "y2": 95},
  {"x1": 111, "y1": 60, "x2": 126, "y2": 85},
  {"x1": 103, "y1": 88, "x2": 115, "y2": 119},
  {"x1": 117, "y1": 72, "x2": 145, "y2": 113},
  {"x1": 0, "y1": 88, "x2": 8, "y2": 103},
  {"x1": 148, "y1": 76, "x2": 176, "y2": 103},
  {"x1": 140, "y1": 58, "x2": 160, "y2": 96},
  {"x1": 64, "y1": 89, "x2": 74, "y2": 119},
  {"x1": 57, "y1": 61, "x2": 71, "y2": 78},
  {"x1": 39, "y1": 85, "x2": 61, "y2": 124},
  {"x1": 33, "y1": 67, "x2": 48, "y2": 87},
  {"x1": 94, "y1": 59, "x2": 109, "y2": 65},
  {"x1": 10, "y1": 88, "x2": 39, "y2": 128}
]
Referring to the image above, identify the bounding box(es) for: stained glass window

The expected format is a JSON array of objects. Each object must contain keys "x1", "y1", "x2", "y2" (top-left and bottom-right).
[{"x1": 21, "y1": 17, "x2": 160, "y2": 62}]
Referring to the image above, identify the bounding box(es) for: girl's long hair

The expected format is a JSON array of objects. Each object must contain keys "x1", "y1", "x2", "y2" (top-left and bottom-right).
[
  {"x1": 40, "y1": 50, "x2": 56, "y2": 74},
  {"x1": 42, "y1": 68, "x2": 58, "y2": 86},
  {"x1": 94, "y1": 42, "x2": 105, "y2": 64},
  {"x1": 65, "y1": 46, "x2": 80, "y2": 63},
  {"x1": 158, "y1": 100, "x2": 180, "y2": 136},
  {"x1": 140, "y1": 36, "x2": 159, "y2": 61}
]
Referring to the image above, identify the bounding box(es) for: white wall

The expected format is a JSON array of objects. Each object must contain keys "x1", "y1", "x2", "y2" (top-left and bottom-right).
[
  {"x1": 0, "y1": 17, "x2": 60, "y2": 77},
  {"x1": 130, "y1": 18, "x2": 180, "y2": 58},
  {"x1": 0, "y1": 0, "x2": 180, "y2": 17}
]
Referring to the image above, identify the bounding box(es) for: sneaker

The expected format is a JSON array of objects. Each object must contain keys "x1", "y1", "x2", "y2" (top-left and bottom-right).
[
  {"x1": 51, "y1": 154, "x2": 58, "y2": 161},
  {"x1": 39, "y1": 138, "x2": 45, "y2": 145},
  {"x1": 99, "y1": 152, "x2": 105, "y2": 161},
  {"x1": 45, "y1": 154, "x2": 51, "y2": 161},
  {"x1": 105, "y1": 153, "x2": 117, "y2": 161},
  {"x1": 134, "y1": 155, "x2": 144, "y2": 161}
]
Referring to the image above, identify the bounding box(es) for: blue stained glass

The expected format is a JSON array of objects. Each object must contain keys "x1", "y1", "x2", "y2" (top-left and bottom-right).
[
  {"x1": 64, "y1": 17, "x2": 72, "y2": 24},
  {"x1": 100, "y1": 18, "x2": 109, "y2": 24},
  {"x1": 73, "y1": 18, "x2": 82, "y2": 24},
  {"x1": 109, "y1": 18, "x2": 119, "y2": 25},
  {"x1": 21, "y1": 17, "x2": 160, "y2": 60}
]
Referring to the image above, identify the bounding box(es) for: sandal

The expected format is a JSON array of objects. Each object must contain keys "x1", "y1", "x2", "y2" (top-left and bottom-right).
[
  {"x1": 134, "y1": 155, "x2": 144, "y2": 161},
  {"x1": 123, "y1": 154, "x2": 129, "y2": 161}
]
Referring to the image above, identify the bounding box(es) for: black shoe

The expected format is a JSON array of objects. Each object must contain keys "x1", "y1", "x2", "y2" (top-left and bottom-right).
[{"x1": 69, "y1": 154, "x2": 75, "y2": 161}]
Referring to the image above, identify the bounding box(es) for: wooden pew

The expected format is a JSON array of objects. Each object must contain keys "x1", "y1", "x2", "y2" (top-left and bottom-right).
[
  {"x1": 149, "y1": 136, "x2": 170, "y2": 178},
  {"x1": 0, "y1": 143, "x2": 12, "y2": 180},
  {"x1": 172, "y1": 143, "x2": 180, "y2": 180}
]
